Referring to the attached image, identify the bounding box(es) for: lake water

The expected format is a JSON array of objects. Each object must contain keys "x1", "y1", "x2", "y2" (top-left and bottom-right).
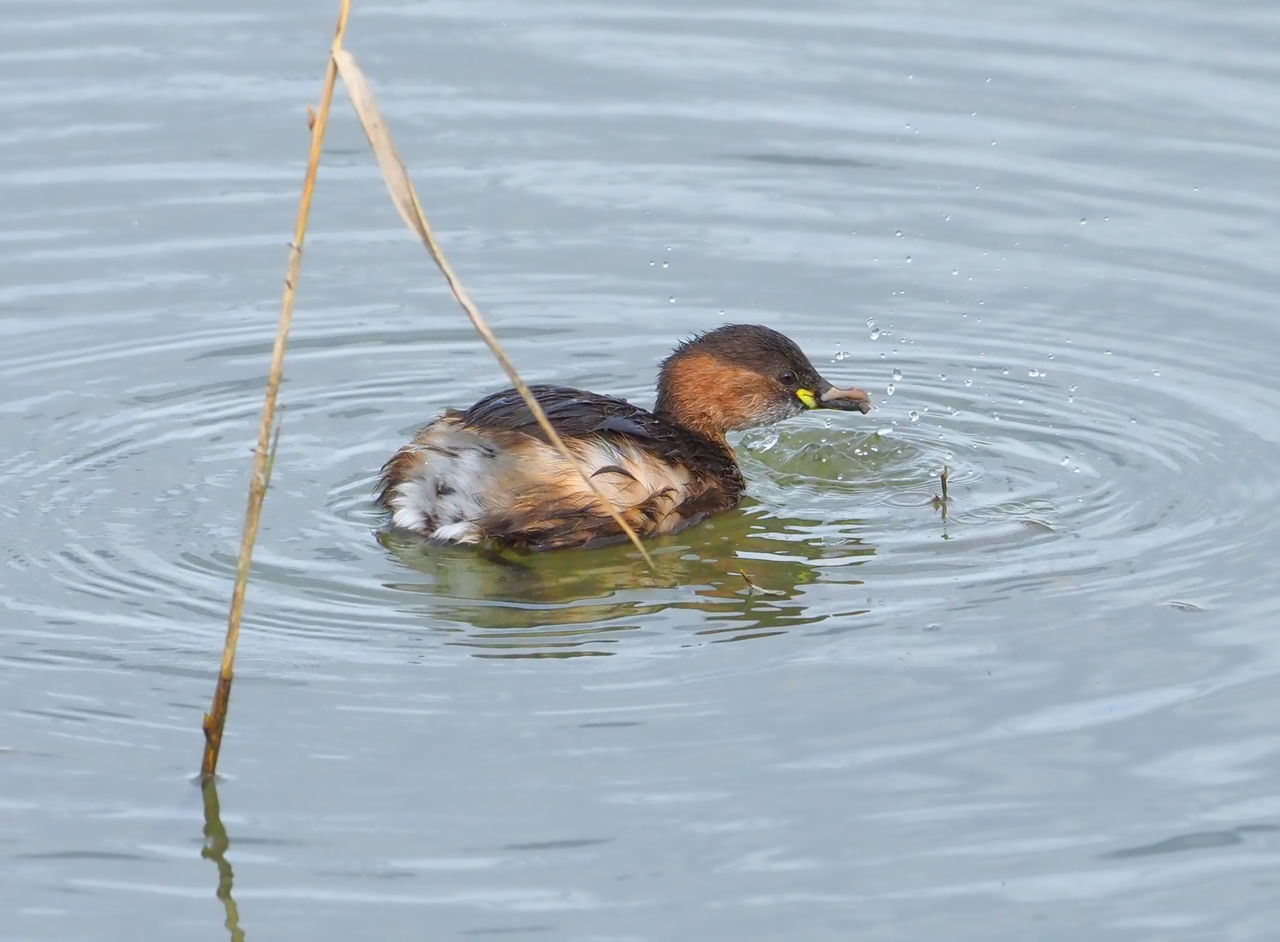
[{"x1": 4, "y1": 1, "x2": 1280, "y2": 939}]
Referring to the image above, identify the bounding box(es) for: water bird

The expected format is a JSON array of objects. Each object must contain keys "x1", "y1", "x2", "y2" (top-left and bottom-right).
[{"x1": 377, "y1": 324, "x2": 871, "y2": 550}]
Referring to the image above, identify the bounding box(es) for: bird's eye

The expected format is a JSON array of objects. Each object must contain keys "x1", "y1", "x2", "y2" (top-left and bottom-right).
[{"x1": 777, "y1": 370, "x2": 797, "y2": 386}]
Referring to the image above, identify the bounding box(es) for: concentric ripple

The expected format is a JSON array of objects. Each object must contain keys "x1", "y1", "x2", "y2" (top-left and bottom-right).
[
  {"x1": 7, "y1": 3, "x2": 1280, "y2": 940},
  {"x1": 2, "y1": 0, "x2": 1279, "y2": 667},
  {"x1": 744, "y1": 314, "x2": 1279, "y2": 619},
  {"x1": 5, "y1": 283, "x2": 1278, "y2": 662}
]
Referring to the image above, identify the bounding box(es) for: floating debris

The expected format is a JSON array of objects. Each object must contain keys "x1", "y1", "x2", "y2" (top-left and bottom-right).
[
  {"x1": 930, "y1": 465, "x2": 950, "y2": 521},
  {"x1": 735, "y1": 570, "x2": 786, "y2": 597}
]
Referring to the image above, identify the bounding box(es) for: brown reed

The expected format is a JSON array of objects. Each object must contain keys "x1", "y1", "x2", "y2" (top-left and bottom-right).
[
  {"x1": 202, "y1": 0, "x2": 660, "y2": 779},
  {"x1": 200, "y1": 0, "x2": 354, "y2": 781},
  {"x1": 332, "y1": 48, "x2": 655, "y2": 568}
]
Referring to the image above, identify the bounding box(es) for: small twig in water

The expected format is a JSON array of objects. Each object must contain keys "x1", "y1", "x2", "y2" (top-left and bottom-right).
[
  {"x1": 735, "y1": 569, "x2": 786, "y2": 597},
  {"x1": 931, "y1": 464, "x2": 951, "y2": 521}
]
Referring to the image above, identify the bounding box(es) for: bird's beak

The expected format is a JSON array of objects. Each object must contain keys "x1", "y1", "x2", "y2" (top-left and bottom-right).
[{"x1": 814, "y1": 380, "x2": 872, "y2": 414}]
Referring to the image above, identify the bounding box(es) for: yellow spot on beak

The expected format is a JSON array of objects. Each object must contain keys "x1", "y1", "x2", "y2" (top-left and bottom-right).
[{"x1": 796, "y1": 388, "x2": 817, "y2": 409}]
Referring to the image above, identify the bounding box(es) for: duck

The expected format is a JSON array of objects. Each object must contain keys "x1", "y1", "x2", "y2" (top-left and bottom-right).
[{"x1": 377, "y1": 324, "x2": 871, "y2": 550}]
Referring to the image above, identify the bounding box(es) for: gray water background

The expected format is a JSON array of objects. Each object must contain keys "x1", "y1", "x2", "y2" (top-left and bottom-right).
[{"x1": 4, "y1": 1, "x2": 1280, "y2": 939}]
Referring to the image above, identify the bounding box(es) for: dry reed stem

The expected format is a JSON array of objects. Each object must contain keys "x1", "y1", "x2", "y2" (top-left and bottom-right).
[
  {"x1": 333, "y1": 49, "x2": 655, "y2": 569},
  {"x1": 199, "y1": 0, "x2": 354, "y2": 781}
]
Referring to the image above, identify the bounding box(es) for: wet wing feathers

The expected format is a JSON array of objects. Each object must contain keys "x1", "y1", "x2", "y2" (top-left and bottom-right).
[
  {"x1": 377, "y1": 385, "x2": 742, "y2": 549},
  {"x1": 461, "y1": 385, "x2": 666, "y2": 442}
]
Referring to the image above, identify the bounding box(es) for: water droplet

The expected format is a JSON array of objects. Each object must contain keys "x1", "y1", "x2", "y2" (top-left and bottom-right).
[
  {"x1": 870, "y1": 327, "x2": 881, "y2": 340},
  {"x1": 894, "y1": 230, "x2": 902, "y2": 238},
  {"x1": 963, "y1": 378, "x2": 973, "y2": 387},
  {"x1": 908, "y1": 410, "x2": 919, "y2": 422},
  {"x1": 648, "y1": 260, "x2": 655, "y2": 267},
  {"x1": 1028, "y1": 368, "x2": 1042, "y2": 378},
  {"x1": 1079, "y1": 217, "x2": 1087, "y2": 225},
  {"x1": 951, "y1": 269, "x2": 959, "y2": 276},
  {"x1": 661, "y1": 261, "x2": 668, "y2": 269},
  {"x1": 1060, "y1": 456, "x2": 1070, "y2": 466},
  {"x1": 886, "y1": 383, "x2": 896, "y2": 396},
  {"x1": 1001, "y1": 368, "x2": 1009, "y2": 376},
  {"x1": 905, "y1": 256, "x2": 913, "y2": 263},
  {"x1": 1069, "y1": 384, "x2": 1078, "y2": 393},
  {"x1": 939, "y1": 372, "x2": 948, "y2": 382},
  {"x1": 746, "y1": 431, "x2": 779, "y2": 453},
  {"x1": 1152, "y1": 368, "x2": 1161, "y2": 377},
  {"x1": 668, "y1": 296, "x2": 675, "y2": 303},
  {"x1": 892, "y1": 368, "x2": 903, "y2": 381},
  {"x1": 944, "y1": 450, "x2": 953, "y2": 460}
]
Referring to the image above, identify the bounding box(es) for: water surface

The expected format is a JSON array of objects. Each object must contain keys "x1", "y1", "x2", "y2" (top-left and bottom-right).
[{"x1": 4, "y1": 1, "x2": 1280, "y2": 939}]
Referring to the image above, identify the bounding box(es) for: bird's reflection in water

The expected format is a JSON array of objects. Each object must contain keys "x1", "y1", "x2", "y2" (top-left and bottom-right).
[{"x1": 378, "y1": 506, "x2": 875, "y2": 657}]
